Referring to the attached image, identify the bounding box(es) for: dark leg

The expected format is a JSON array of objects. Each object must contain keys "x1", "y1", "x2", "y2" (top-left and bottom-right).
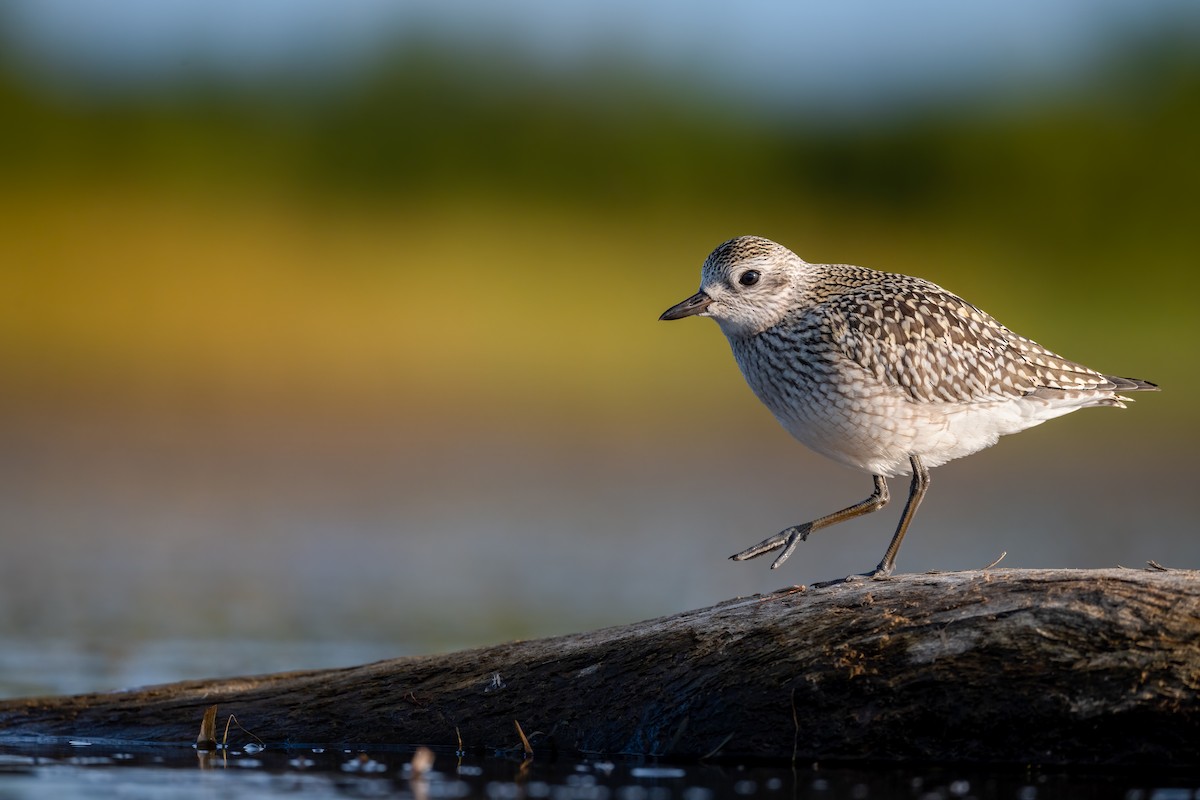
[
  {"x1": 867, "y1": 454, "x2": 929, "y2": 579},
  {"x1": 730, "y1": 475, "x2": 890, "y2": 570}
]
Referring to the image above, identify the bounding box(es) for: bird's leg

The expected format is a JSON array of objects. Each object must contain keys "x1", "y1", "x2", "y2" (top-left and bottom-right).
[
  {"x1": 865, "y1": 455, "x2": 929, "y2": 579},
  {"x1": 730, "y1": 475, "x2": 890, "y2": 570}
]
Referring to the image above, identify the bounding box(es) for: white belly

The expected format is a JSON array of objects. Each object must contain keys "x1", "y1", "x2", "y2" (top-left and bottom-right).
[{"x1": 771, "y1": 385, "x2": 1090, "y2": 478}]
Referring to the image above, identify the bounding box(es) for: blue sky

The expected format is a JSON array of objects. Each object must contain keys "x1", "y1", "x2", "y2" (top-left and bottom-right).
[{"x1": 3, "y1": 0, "x2": 1198, "y2": 110}]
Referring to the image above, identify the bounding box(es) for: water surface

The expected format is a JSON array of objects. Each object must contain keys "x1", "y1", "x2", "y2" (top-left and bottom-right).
[{"x1": 1, "y1": 739, "x2": 1193, "y2": 800}]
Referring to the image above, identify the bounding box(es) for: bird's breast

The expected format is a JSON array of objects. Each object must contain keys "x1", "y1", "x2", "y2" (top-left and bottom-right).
[{"x1": 728, "y1": 326, "x2": 971, "y2": 477}]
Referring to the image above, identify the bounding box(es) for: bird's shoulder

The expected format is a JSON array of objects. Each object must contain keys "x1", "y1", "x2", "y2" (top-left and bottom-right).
[{"x1": 811, "y1": 269, "x2": 1003, "y2": 347}]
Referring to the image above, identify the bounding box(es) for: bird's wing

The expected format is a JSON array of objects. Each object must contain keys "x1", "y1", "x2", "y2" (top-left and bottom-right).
[{"x1": 824, "y1": 284, "x2": 1117, "y2": 404}]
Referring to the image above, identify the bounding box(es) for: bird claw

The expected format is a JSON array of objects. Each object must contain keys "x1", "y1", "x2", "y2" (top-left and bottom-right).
[
  {"x1": 729, "y1": 535, "x2": 786, "y2": 562},
  {"x1": 729, "y1": 523, "x2": 813, "y2": 566}
]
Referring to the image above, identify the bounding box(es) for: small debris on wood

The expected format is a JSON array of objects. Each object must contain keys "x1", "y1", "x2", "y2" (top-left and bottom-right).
[
  {"x1": 701, "y1": 731, "x2": 734, "y2": 760},
  {"x1": 221, "y1": 713, "x2": 264, "y2": 750},
  {"x1": 514, "y1": 719, "x2": 533, "y2": 757},
  {"x1": 983, "y1": 551, "x2": 1007, "y2": 569},
  {"x1": 195, "y1": 705, "x2": 218, "y2": 750}
]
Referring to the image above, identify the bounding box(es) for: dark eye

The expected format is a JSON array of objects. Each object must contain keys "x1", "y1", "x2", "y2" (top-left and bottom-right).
[{"x1": 738, "y1": 270, "x2": 761, "y2": 287}]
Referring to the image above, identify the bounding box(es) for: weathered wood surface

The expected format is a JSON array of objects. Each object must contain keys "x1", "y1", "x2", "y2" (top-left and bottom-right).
[{"x1": 1, "y1": 568, "x2": 1198, "y2": 764}]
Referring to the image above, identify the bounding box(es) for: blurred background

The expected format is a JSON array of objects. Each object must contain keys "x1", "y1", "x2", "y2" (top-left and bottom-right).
[{"x1": 1, "y1": 0, "x2": 1196, "y2": 697}]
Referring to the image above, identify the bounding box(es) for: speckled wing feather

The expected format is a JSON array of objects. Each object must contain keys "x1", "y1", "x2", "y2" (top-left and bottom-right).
[{"x1": 817, "y1": 269, "x2": 1127, "y2": 405}]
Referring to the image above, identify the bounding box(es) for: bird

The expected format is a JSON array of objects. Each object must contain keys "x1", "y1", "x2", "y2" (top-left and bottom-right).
[{"x1": 659, "y1": 235, "x2": 1158, "y2": 579}]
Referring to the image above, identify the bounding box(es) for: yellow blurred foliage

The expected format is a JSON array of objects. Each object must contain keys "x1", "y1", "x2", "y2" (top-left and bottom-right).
[{"x1": 2, "y1": 178, "x2": 1189, "y2": 442}]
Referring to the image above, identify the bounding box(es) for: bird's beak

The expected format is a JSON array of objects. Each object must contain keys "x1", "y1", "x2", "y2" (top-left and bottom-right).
[{"x1": 659, "y1": 292, "x2": 712, "y2": 321}]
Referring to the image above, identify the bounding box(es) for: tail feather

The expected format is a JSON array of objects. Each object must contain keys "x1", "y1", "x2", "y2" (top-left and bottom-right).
[
  {"x1": 1026, "y1": 374, "x2": 1158, "y2": 409},
  {"x1": 1105, "y1": 376, "x2": 1159, "y2": 393}
]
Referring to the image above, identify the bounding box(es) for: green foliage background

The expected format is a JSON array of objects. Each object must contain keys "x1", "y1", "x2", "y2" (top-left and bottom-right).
[{"x1": 2, "y1": 31, "x2": 1194, "y2": 432}]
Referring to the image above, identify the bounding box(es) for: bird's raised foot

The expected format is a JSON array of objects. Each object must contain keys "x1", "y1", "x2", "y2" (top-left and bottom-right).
[{"x1": 729, "y1": 523, "x2": 814, "y2": 569}]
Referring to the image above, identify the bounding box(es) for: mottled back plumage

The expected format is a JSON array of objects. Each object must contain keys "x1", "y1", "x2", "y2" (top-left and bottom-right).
[{"x1": 810, "y1": 264, "x2": 1145, "y2": 406}]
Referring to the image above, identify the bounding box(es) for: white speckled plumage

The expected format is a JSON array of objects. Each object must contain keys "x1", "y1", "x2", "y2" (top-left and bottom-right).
[{"x1": 660, "y1": 235, "x2": 1158, "y2": 578}]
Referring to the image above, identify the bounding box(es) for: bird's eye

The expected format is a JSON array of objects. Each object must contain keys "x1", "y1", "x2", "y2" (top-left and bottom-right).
[{"x1": 738, "y1": 270, "x2": 761, "y2": 287}]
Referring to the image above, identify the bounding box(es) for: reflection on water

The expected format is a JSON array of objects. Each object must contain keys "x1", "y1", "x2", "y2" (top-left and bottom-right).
[{"x1": 0, "y1": 739, "x2": 1194, "y2": 800}]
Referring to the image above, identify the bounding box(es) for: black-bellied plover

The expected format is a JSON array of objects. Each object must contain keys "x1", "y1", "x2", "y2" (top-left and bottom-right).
[{"x1": 660, "y1": 235, "x2": 1158, "y2": 579}]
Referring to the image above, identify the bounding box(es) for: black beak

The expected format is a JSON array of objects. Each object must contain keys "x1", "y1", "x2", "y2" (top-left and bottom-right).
[{"x1": 659, "y1": 292, "x2": 712, "y2": 321}]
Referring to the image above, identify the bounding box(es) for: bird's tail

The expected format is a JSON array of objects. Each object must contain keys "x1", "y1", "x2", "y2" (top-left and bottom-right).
[
  {"x1": 1106, "y1": 375, "x2": 1159, "y2": 407},
  {"x1": 1106, "y1": 376, "x2": 1159, "y2": 393}
]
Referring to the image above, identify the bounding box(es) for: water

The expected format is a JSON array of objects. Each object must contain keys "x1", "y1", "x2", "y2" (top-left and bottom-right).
[
  {"x1": 0, "y1": 739, "x2": 1194, "y2": 799},
  {"x1": 0, "y1": 637, "x2": 407, "y2": 700},
  {"x1": 2, "y1": 410, "x2": 1192, "y2": 655}
]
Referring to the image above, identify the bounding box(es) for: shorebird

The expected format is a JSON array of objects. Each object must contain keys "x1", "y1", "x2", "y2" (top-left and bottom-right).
[{"x1": 660, "y1": 236, "x2": 1157, "y2": 579}]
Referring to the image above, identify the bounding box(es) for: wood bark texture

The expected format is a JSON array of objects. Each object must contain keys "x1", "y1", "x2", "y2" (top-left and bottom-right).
[{"x1": 1, "y1": 568, "x2": 1197, "y2": 764}]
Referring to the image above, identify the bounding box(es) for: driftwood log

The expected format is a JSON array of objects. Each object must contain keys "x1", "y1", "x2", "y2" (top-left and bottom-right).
[{"x1": 1, "y1": 568, "x2": 1197, "y2": 765}]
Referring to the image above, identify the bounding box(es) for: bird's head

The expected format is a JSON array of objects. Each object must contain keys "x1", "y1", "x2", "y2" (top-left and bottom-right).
[{"x1": 659, "y1": 236, "x2": 806, "y2": 338}]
